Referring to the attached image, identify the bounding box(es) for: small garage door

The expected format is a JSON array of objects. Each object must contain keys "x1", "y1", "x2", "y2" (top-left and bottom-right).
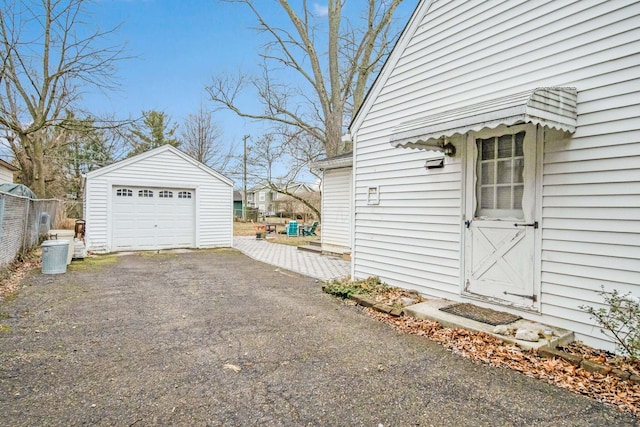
[{"x1": 112, "y1": 186, "x2": 195, "y2": 251}]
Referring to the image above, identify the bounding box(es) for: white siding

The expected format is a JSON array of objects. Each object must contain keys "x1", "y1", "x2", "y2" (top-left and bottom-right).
[
  {"x1": 353, "y1": 0, "x2": 640, "y2": 350},
  {"x1": 0, "y1": 165, "x2": 15, "y2": 184},
  {"x1": 321, "y1": 167, "x2": 352, "y2": 254},
  {"x1": 85, "y1": 147, "x2": 233, "y2": 253}
]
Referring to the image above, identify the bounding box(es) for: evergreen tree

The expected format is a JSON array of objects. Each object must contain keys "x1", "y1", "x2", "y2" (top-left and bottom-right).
[{"x1": 126, "y1": 110, "x2": 180, "y2": 157}]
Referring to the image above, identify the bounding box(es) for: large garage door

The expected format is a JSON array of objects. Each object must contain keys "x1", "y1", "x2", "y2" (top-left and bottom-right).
[{"x1": 112, "y1": 186, "x2": 195, "y2": 251}]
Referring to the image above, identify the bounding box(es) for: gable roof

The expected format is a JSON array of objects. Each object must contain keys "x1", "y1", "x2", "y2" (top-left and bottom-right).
[
  {"x1": 0, "y1": 158, "x2": 20, "y2": 172},
  {"x1": 351, "y1": 1, "x2": 579, "y2": 146},
  {"x1": 86, "y1": 145, "x2": 233, "y2": 186},
  {"x1": 309, "y1": 152, "x2": 353, "y2": 170},
  {"x1": 350, "y1": 0, "x2": 434, "y2": 135}
]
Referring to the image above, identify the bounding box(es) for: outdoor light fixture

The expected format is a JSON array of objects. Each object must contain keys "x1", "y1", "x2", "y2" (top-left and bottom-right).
[
  {"x1": 425, "y1": 138, "x2": 455, "y2": 170},
  {"x1": 442, "y1": 141, "x2": 456, "y2": 156}
]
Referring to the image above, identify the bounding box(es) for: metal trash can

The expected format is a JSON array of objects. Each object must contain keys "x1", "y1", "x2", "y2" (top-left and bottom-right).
[
  {"x1": 48, "y1": 229, "x2": 74, "y2": 265},
  {"x1": 41, "y1": 240, "x2": 69, "y2": 274}
]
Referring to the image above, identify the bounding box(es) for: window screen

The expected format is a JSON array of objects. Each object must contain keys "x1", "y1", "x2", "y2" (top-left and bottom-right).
[{"x1": 476, "y1": 132, "x2": 525, "y2": 218}]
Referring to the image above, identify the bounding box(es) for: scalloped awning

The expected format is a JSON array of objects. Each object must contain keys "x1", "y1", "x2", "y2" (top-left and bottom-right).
[{"x1": 390, "y1": 87, "x2": 577, "y2": 151}]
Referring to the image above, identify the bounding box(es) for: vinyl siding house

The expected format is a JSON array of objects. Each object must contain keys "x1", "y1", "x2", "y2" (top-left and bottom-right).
[
  {"x1": 0, "y1": 159, "x2": 18, "y2": 184},
  {"x1": 248, "y1": 182, "x2": 319, "y2": 219},
  {"x1": 85, "y1": 145, "x2": 233, "y2": 253},
  {"x1": 247, "y1": 184, "x2": 277, "y2": 216},
  {"x1": 311, "y1": 153, "x2": 353, "y2": 255},
  {"x1": 349, "y1": 0, "x2": 640, "y2": 351}
]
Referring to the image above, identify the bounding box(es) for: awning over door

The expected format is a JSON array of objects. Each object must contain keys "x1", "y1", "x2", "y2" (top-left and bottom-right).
[{"x1": 390, "y1": 87, "x2": 577, "y2": 151}]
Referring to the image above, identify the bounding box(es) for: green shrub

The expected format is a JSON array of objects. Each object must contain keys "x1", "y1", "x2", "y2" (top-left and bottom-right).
[
  {"x1": 323, "y1": 276, "x2": 389, "y2": 299},
  {"x1": 580, "y1": 288, "x2": 640, "y2": 360}
]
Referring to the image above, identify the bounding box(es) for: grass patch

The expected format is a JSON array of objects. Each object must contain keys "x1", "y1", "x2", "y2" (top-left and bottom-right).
[
  {"x1": 268, "y1": 235, "x2": 315, "y2": 246},
  {"x1": 323, "y1": 276, "x2": 390, "y2": 299},
  {"x1": 235, "y1": 219, "x2": 319, "y2": 247},
  {"x1": 0, "y1": 325, "x2": 10, "y2": 332},
  {"x1": 67, "y1": 254, "x2": 119, "y2": 271}
]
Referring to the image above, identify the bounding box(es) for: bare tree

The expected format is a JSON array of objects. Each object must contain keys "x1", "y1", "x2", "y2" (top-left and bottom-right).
[
  {"x1": 247, "y1": 128, "x2": 323, "y2": 220},
  {"x1": 207, "y1": 0, "x2": 404, "y2": 158},
  {"x1": 0, "y1": 0, "x2": 126, "y2": 197},
  {"x1": 181, "y1": 105, "x2": 234, "y2": 172}
]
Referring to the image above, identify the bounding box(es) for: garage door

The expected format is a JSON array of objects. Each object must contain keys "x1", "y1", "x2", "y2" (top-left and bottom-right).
[{"x1": 112, "y1": 186, "x2": 195, "y2": 251}]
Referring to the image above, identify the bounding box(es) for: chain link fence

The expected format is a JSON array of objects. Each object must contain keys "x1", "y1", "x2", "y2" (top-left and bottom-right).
[{"x1": 0, "y1": 191, "x2": 61, "y2": 270}]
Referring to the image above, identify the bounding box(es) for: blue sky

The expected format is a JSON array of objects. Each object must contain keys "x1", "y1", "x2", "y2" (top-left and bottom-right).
[
  {"x1": 83, "y1": 0, "x2": 273, "y2": 141},
  {"x1": 80, "y1": 1, "x2": 418, "y2": 152}
]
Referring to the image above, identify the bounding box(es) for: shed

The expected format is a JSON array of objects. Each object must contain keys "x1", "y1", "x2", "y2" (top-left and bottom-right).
[
  {"x1": 0, "y1": 159, "x2": 19, "y2": 184},
  {"x1": 349, "y1": 0, "x2": 640, "y2": 351},
  {"x1": 310, "y1": 152, "x2": 352, "y2": 255},
  {"x1": 84, "y1": 145, "x2": 233, "y2": 253}
]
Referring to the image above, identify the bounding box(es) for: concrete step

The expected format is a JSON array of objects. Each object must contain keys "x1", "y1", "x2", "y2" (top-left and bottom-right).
[
  {"x1": 298, "y1": 244, "x2": 322, "y2": 254},
  {"x1": 309, "y1": 240, "x2": 321, "y2": 247}
]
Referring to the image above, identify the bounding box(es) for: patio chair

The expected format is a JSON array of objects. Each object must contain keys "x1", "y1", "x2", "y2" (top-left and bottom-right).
[
  {"x1": 286, "y1": 221, "x2": 298, "y2": 236},
  {"x1": 251, "y1": 220, "x2": 267, "y2": 239},
  {"x1": 301, "y1": 221, "x2": 318, "y2": 236}
]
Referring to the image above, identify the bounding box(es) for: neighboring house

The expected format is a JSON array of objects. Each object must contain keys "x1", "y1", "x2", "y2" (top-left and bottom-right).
[
  {"x1": 348, "y1": 0, "x2": 640, "y2": 351},
  {"x1": 310, "y1": 152, "x2": 352, "y2": 255},
  {"x1": 233, "y1": 190, "x2": 243, "y2": 218},
  {"x1": 246, "y1": 184, "x2": 277, "y2": 216},
  {"x1": 0, "y1": 159, "x2": 19, "y2": 184},
  {"x1": 247, "y1": 182, "x2": 318, "y2": 219},
  {"x1": 272, "y1": 182, "x2": 320, "y2": 221},
  {"x1": 84, "y1": 145, "x2": 233, "y2": 253}
]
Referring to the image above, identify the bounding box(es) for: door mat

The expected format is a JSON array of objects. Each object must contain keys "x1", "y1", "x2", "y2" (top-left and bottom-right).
[{"x1": 438, "y1": 303, "x2": 521, "y2": 326}]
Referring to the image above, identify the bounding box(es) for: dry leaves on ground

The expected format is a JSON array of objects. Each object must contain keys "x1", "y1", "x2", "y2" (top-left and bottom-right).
[
  {"x1": 367, "y1": 308, "x2": 640, "y2": 417},
  {"x1": 0, "y1": 251, "x2": 41, "y2": 302}
]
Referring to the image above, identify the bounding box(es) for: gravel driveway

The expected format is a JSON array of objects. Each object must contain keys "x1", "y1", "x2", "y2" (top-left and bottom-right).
[{"x1": 0, "y1": 249, "x2": 636, "y2": 426}]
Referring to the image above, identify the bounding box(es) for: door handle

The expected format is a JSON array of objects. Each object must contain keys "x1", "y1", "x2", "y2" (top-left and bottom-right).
[
  {"x1": 514, "y1": 221, "x2": 538, "y2": 229},
  {"x1": 464, "y1": 220, "x2": 472, "y2": 229}
]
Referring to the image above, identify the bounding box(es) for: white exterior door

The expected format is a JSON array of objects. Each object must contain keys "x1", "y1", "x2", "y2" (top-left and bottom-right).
[
  {"x1": 464, "y1": 125, "x2": 540, "y2": 309},
  {"x1": 112, "y1": 187, "x2": 195, "y2": 251}
]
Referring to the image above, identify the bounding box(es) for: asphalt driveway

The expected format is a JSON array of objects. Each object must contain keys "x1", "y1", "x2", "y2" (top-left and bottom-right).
[{"x1": 0, "y1": 249, "x2": 636, "y2": 426}]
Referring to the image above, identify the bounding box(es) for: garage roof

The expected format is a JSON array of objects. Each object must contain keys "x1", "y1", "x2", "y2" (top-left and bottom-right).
[{"x1": 86, "y1": 145, "x2": 233, "y2": 186}]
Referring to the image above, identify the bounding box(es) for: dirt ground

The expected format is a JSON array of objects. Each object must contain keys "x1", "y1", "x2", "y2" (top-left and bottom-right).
[{"x1": 0, "y1": 250, "x2": 637, "y2": 426}]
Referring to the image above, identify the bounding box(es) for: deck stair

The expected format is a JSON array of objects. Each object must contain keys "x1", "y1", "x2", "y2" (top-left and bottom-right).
[{"x1": 297, "y1": 240, "x2": 322, "y2": 254}]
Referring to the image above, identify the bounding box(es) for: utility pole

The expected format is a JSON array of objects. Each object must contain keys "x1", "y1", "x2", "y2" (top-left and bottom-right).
[{"x1": 242, "y1": 134, "x2": 250, "y2": 221}]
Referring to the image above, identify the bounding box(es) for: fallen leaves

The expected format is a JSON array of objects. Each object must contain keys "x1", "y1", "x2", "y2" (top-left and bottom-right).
[
  {"x1": 0, "y1": 250, "x2": 41, "y2": 302},
  {"x1": 367, "y1": 308, "x2": 640, "y2": 417}
]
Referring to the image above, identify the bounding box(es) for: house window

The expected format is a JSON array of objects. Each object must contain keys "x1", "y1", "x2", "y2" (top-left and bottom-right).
[
  {"x1": 259, "y1": 192, "x2": 265, "y2": 201},
  {"x1": 178, "y1": 191, "x2": 192, "y2": 199},
  {"x1": 476, "y1": 131, "x2": 525, "y2": 218},
  {"x1": 367, "y1": 186, "x2": 379, "y2": 205},
  {"x1": 116, "y1": 188, "x2": 132, "y2": 197},
  {"x1": 139, "y1": 189, "x2": 153, "y2": 198},
  {"x1": 247, "y1": 194, "x2": 253, "y2": 202},
  {"x1": 159, "y1": 190, "x2": 173, "y2": 198}
]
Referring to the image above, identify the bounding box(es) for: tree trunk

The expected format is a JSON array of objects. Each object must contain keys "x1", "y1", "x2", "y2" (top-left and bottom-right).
[{"x1": 325, "y1": 110, "x2": 344, "y2": 157}]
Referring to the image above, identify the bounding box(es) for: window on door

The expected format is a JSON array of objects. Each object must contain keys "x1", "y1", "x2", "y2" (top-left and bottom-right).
[{"x1": 476, "y1": 131, "x2": 525, "y2": 219}]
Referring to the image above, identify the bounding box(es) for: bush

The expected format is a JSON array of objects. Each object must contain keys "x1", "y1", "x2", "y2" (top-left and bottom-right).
[
  {"x1": 580, "y1": 288, "x2": 640, "y2": 360},
  {"x1": 323, "y1": 276, "x2": 389, "y2": 299}
]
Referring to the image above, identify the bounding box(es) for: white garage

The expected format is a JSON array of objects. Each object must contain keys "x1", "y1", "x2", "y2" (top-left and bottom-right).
[{"x1": 84, "y1": 145, "x2": 233, "y2": 253}]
